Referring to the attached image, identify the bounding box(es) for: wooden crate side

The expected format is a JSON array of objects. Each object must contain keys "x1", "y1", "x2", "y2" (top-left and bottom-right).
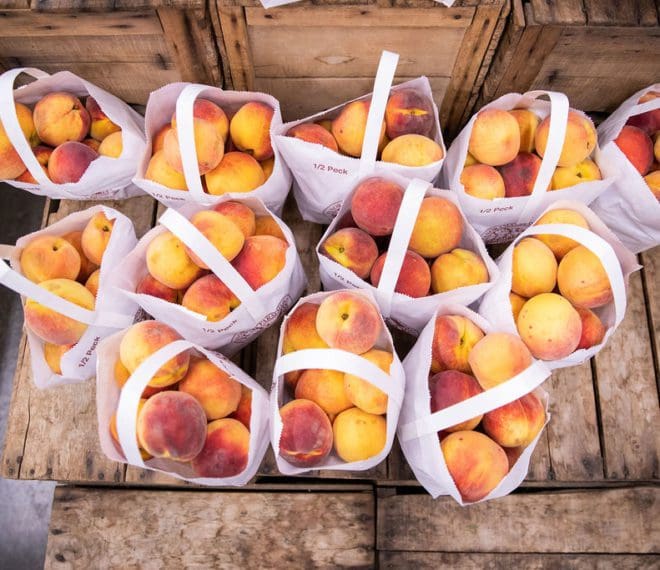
[
  {"x1": 30, "y1": 0, "x2": 205, "y2": 10},
  {"x1": 639, "y1": 246, "x2": 659, "y2": 390}
]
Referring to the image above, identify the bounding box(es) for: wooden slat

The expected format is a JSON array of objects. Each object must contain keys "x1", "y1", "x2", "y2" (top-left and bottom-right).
[
  {"x1": 640, "y1": 246, "x2": 659, "y2": 380},
  {"x1": 31, "y1": 0, "x2": 204, "y2": 10},
  {"x1": 45, "y1": 487, "x2": 375, "y2": 568},
  {"x1": 529, "y1": 0, "x2": 586, "y2": 25},
  {"x1": 377, "y1": 487, "x2": 659, "y2": 553},
  {"x1": 217, "y1": 5, "x2": 254, "y2": 91},
  {"x1": 583, "y1": 0, "x2": 659, "y2": 26}
]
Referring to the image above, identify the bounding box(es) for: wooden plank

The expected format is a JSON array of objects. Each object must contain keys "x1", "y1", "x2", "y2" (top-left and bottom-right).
[
  {"x1": 529, "y1": 0, "x2": 586, "y2": 25},
  {"x1": 31, "y1": 0, "x2": 205, "y2": 10},
  {"x1": 217, "y1": 5, "x2": 254, "y2": 91},
  {"x1": 583, "y1": 0, "x2": 659, "y2": 26},
  {"x1": 377, "y1": 487, "x2": 660, "y2": 553},
  {"x1": 640, "y1": 246, "x2": 659, "y2": 385},
  {"x1": 46, "y1": 487, "x2": 375, "y2": 568},
  {"x1": 0, "y1": 0, "x2": 29, "y2": 8}
]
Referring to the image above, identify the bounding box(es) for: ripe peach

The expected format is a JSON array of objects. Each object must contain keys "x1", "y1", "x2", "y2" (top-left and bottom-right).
[
  {"x1": 181, "y1": 275, "x2": 238, "y2": 322},
  {"x1": 509, "y1": 292, "x2": 527, "y2": 323},
  {"x1": 331, "y1": 100, "x2": 386, "y2": 158},
  {"x1": 333, "y1": 407, "x2": 387, "y2": 462},
  {"x1": 20, "y1": 235, "x2": 81, "y2": 283},
  {"x1": 509, "y1": 109, "x2": 539, "y2": 153},
  {"x1": 551, "y1": 158, "x2": 601, "y2": 190},
  {"x1": 468, "y1": 332, "x2": 533, "y2": 390},
  {"x1": 144, "y1": 150, "x2": 187, "y2": 191},
  {"x1": 229, "y1": 101, "x2": 274, "y2": 161},
  {"x1": 283, "y1": 303, "x2": 329, "y2": 352},
  {"x1": 81, "y1": 138, "x2": 100, "y2": 152},
  {"x1": 317, "y1": 119, "x2": 333, "y2": 133},
  {"x1": 205, "y1": 152, "x2": 266, "y2": 195},
  {"x1": 409, "y1": 197, "x2": 463, "y2": 258},
  {"x1": 614, "y1": 125, "x2": 654, "y2": 175},
  {"x1": 625, "y1": 92, "x2": 660, "y2": 134},
  {"x1": 535, "y1": 110, "x2": 596, "y2": 168},
  {"x1": 511, "y1": 237, "x2": 557, "y2": 298},
  {"x1": 229, "y1": 385, "x2": 252, "y2": 429},
  {"x1": 431, "y1": 314, "x2": 485, "y2": 374},
  {"x1": 441, "y1": 430, "x2": 508, "y2": 502},
  {"x1": 499, "y1": 152, "x2": 542, "y2": 197},
  {"x1": 254, "y1": 215, "x2": 286, "y2": 241},
  {"x1": 464, "y1": 153, "x2": 478, "y2": 167},
  {"x1": 109, "y1": 399, "x2": 151, "y2": 460},
  {"x1": 260, "y1": 157, "x2": 274, "y2": 180},
  {"x1": 0, "y1": 103, "x2": 38, "y2": 180},
  {"x1": 212, "y1": 201, "x2": 256, "y2": 238},
  {"x1": 287, "y1": 123, "x2": 338, "y2": 152},
  {"x1": 114, "y1": 358, "x2": 131, "y2": 388},
  {"x1": 430, "y1": 248, "x2": 488, "y2": 294},
  {"x1": 232, "y1": 235, "x2": 287, "y2": 290},
  {"x1": 184, "y1": 210, "x2": 245, "y2": 269},
  {"x1": 468, "y1": 109, "x2": 520, "y2": 166},
  {"x1": 44, "y1": 342, "x2": 72, "y2": 375},
  {"x1": 86, "y1": 97, "x2": 120, "y2": 142},
  {"x1": 482, "y1": 392, "x2": 545, "y2": 448},
  {"x1": 385, "y1": 89, "x2": 434, "y2": 139},
  {"x1": 24, "y1": 278, "x2": 95, "y2": 345},
  {"x1": 137, "y1": 391, "x2": 206, "y2": 461},
  {"x1": 48, "y1": 142, "x2": 97, "y2": 184},
  {"x1": 34, "y1": 92, "x2": 90, "y2": 147},
  {"x1": 164, "y1": 119, "x2": 224, "y2": 176},
  {"x1": 350, "y1": 177, "x2": 403, "y2": 236},
  {"x1": 61, "y1": 230, "x2": 97, "y2": 283},
  {"x1": 136, "y1": 273, "x2": 181, "y2": 304},
  {"x1": 179, "y1": 357, "x2": 241, "y2": 420},
  {"x1": 344, "y1": 349, "x2": 392, "y2": 415},
  {"x1": 430, "y1": 370, "x2": 483, "y2": 432},
  {"x1": 152, "y1": 124, "x2": 170, "y2": 153},
  {"x1": 81, "y1": 211, "x2": 114, "y2": 265},
  {"x1": 534, "y1": 208, "x2": 590, "y2": 260},
  {"x1": 14, "y1": 145, "x2": 52, "y2": 183},
  {"x1": 576, "y1": 307, "x2": 606, "y2": 350},
  {"x1": 460, "y1": 164, "x2": 505, "y2": 200},
  {"x1": 146, "y1": 231, "x2": 203, "y2": 290},
  {"x1": 295, "y1": 369, "x2": 353, "y2": 418},
  {"x1": 557, "y1": 246, "x2": 613, "y2": 309},
  {"x1": 85, "y1": 269, "x2": 100, "y2": 297},
  {"x1": 644, "y1": 170, "x2": 660, "y2": 200},
  {"x1": 119, "y1": 320, "x2": 190, "y2": 388},
  {"x1": 316, "y1": 291, "x2": 381, "y2": 354},
  {"x1": 279, "y1": 399, "x2": 333, "y2": 467},
  {"x1": 380, "y1": 134, "x2": 444, "y2": 167},
  {"x1": 370, "y1": 250, "x2": 431, "y2": 298},
  {"x1": 98, "y1": 131, "x2": 122, "y2": 158},
  {"x1": 320, "y1": 227, "x2": 379, "y2": 280},
  {"x1": 14, "y1": 167, "x2": 45, "y2": 184},
  {"x1": 191, "y1": 418, "x2": 250, "y2": 478},
  {"x1": 172, "y1": 98, "x2": 228, "y2": 143}
]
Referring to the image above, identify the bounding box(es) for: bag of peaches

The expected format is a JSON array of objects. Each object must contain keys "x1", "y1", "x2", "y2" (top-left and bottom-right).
[
  {"x1": 271, "y1": 290, "x2": 405, "y2": 474},
  {"x1": 441, "y1": 90, "x2": 614, "y2": 244},
  {"x1": 97, "y1": 321, "x2": 269, "y2": 485},
  {"x1": 132, "y1": 82, "x2": 291, "y2": 215},
  {"x1": 591, "y1": 85, "x2": 660, "y2": 253},
  {"x1": 0, "y1": 206, "x2": 138, "y2": 387},
  {"x1": 273, "y1": 51, "x2": 446, "y2": 224},
  {"x1": 478, "y1": 201, "x2": 638, "y2": 370},
  {"x1": 398, "y1": 305, "x2": 552, "y2": 504},
  {"x1": 317, "y1": 176, "x2": 498, "y2": 334},
  {"x1": 108, "y1": 197, "x2": 306, "y2": 354},
  {"x1": 0, "y1": 67, "x2": 146, "y2": 199}
]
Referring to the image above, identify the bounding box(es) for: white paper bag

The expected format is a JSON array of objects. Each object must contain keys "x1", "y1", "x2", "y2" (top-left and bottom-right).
[
  {"x1": 110, "y1": 198, "x2": 306, "y2": 354},
  {"x1": 132, "y1": 82, "x2": 291, "y2": 215},
  {"x1": 591, "y1": 85, "x2": 660, "y2": 253},
  {"x1": 270, "y1": 289, "x2": 405, "y2": 475},
  {"x1": 397, "y1": 304, "x2": 552, "y2": 504},
  {"x1": 441, "y1": 90, "x2": 615, "y2": 244},
  {"x1": 317, "y1": 175, "x2": 498, "y2": 335},
  {"x1": 0, "y1": 206, "x2": 138, "y2": 388},
  {"x1": 96, "y1": 331, "x2": 270, "y2": 486},
  {"x1": 0, "y1": 67, "x2": 146, "y2": 200},
  {"x1": 478, "y1": 200, "x2": 639, "y2": 370},
  {"x1": 273, "y1": 51, "x2": 446, "y2": 224}
]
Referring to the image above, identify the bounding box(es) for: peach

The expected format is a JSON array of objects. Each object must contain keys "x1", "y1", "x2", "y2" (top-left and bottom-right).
[
  {"x1": 460, "y1": 164, "x2": 505, "y2": 200},
  {"x1": 229, "y1": 385, "x2": 252, "y2": 429},
  {"x1": 164, "y1": 118, "x2": 224, "y2": 176},
  {"x1": 534, "y1": 208, "x2": 590, "y2": 259},
  {"x1": 656, "y1": 134, "x2": 660, "y2": 163},
  {"x1": 20, "y1": 235, "x2": 81, "y2": 283},
  {"x1": 381, "y1": 134, "x2": 444, "y2": 167},
  {"x1": 517, "y1": 293, "x2": 582, "y2": 360},
  {"x1": 333, "y1": 407, "x2": 386, "y2": 463},
  {"x1": 205, "y1": 151, "x2": 266, "y2": 195},
  {"x1": 260, "y1": 157, "x2": 274, "y2": 180},
  {"x1": 430, "y1": 370, "x2": 484, "y2": 432},
  {"x1": 511, "y1": 237, "x2": 557, "y2": 297},
  {"x1": 98, "y1": 131, "x2": 122, "y2": 158},
  {"x1": 468, "y1": 332, "x2": 533, "y2": 390},
  {"x1": 85, "y1": 96, "x2": 120, "y2": 142},
  {"x1": 626, "y1": 92, "x2": 660, "y2": 135},
  {"x1": 558, "y1": 246, "x2": 613, "y2": 309},
  {"x1": 61, "y1": 230, "x2": 97, "y2": 283},
  {"x1": 24, "y1": 278, "x2": 95, "y2": 345},
  {"x1": 430, "y1": 248, "x2": 489, "y2": 294},
  {"x1": 110, "y1": 399, "x2": 151, "y2": 460},
  {"x1": 441, "y1": 430, "x2": 509, "y2": 502},
  {"x1": 279, "y1": 399, "x2": 333, "y2": 467},
  {"x1": 136, "y1": 391, "x2": 206, "y2": 461},
  {"x1": 431, "y1": 315, "x2": 485, "y2": 374},
  {"x1": 551, "y1": 158, "x2": 601, "y2": 190},
  {"x1": 409, "y1": 197, "x2": 464, "y2": 258},
  {"x1": 385, "y1": 89, "x2": 434, "y2": 139},
  {"x1": 464, "y1": 153, "x2": 478, "y2": 167},
  {"x1": 44, "y1": 342, "x2": 72, "y2": 375},
  {"x1": 179, "y1": 357, "x2": 241, "y2": 420},
  {"x1": 535, "y1": 110, "x2": 596, "y2": 168},
  {"x1": 295, "y1": 369, "x2": 353, "y2": 418},
  {"x1": 509, "y1": 292, "x2": 527, "y2": 322},
  {"x1": 212, "y1": 201, "x2": 256, "y2": 238},
  {"x1": 317, "y1": 119, "x2": 333, "y2": 133},
  {"x1": 184, "y1": 210, "x2": 245, "y2": 269},
  {"x1": 614, "y1": 125, "x2": 654, "y2": 175},
  {"x1": 344, "y1": 349, "x2": 392, "y2": 415},
  {"x1": 229, "y1": 101, "x2": 274, "y2": 161},
  {"x1": 172, "y1": 98, "x2": 229, "y2": 143},
  {"x1": 191, "y1": 418, "x2": 250, "y2": 478},
  {"x1": 114, "y1": 358, "x2": 131, "y2": 388},
  {"x1": 509, "y1": 109, "x2": 539, "y2": 153},
  {"x1": 331, "y1": 100, "x2": 386, "y2": 158},
  {"x1": 48, "y1": 141, "x2": 97, "y2": 184},
  {"x1": 283, "y1": 303, "x2": 329, "y2": 352},
  {"x1": 181, "y1": 275, "x2": 239, "y2": 322},
  {"x1": 644, "y1": 170, "x2": 660, "y2": 200},
  {"x1": 145, "y1": 150, "x2": 187, "y2": 191},
  {"x1": 136, "y1": 273, "x2": 181, "y2": 304},
  {"x1": 350, "y1": 177, "x2": 403, "y2": 236},
  {"x1": 287, "y1": 123, "x2": 338, "y2": 152},
  {"x1": 85, "y1": 269, "x2": 100, "y2": 297},
  {"x1": 482, "y1": 392, "x2": 545, "y2": 448},
  {"x1": 316, "y1": 291, "x2": 381, "y2": 354},
  {"x1": 119, "y1": 320, "x2": 190, "y2": 388},
  {"x1": 499, "y1": 152, "x2": 542, "y2": 197},
  {"x1": 14, "y1": 167, "x2": 45, "y2": 184},
  {"x1": 320, "y1": 227, "x2": 379, "y2": 280},
  {"x1": 576, "y1": 307, "x2": 606, "y2": 350},
  {"x1": 146, "y1": 231, "x2": 203, "y2": 290},
  {"x1": 232, "y1": 235, "x2": 287, "y2": 290},
  {"x1": 81, "y1": 211, "x2": 114, "y2": 265},
  {"x1": 0, "y1": 103, "x2": 39, "y2": 180},
  {"x1": 152, "y1": 124, "x2": 170, "y2": 153},
  {"x1": 254, "y1": 215, "x2": 286, "y2": 241},
  {"x1": 468, "y1": 109, "x2": 520, "y2": 166},
  {"x1": 82, "y1": 138, "x2": 100, "y2": 152},
  {"x1": 14, "y1": 145, "x2": 52, "y2": 183},
  {"x1": 370, "y1": 250, "x2": 431, "y2": 298},
  {"x1": 34, "y1": 92, "x2": 90, "y2": 147}
]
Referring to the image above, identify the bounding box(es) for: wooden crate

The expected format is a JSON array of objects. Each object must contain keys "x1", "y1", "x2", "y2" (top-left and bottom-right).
[
  {"x1": 476, "y1": 0, "x2": 660, "y2": 115},
  {"x1": 213, "y1": 0, "x2": 510, "y2": 137},
  {"x1": 0, "y1": 0, "x2": 222, "y2": 106}
]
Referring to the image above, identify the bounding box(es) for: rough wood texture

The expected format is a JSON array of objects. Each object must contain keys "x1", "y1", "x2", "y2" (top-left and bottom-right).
[
  {"x1": 31, "y1": 0, "x2": 205, "y2": 10},
  {"x1": 640, "y1": 246, "x2": 659, "y2": 384},
  {"x1": 46, "y1": 487, "x2": 375, "y2": 568}
]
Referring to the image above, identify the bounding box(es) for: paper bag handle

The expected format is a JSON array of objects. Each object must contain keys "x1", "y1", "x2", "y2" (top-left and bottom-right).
[{"x1": 627, "y1": 97, "x2": 660, "y2": 118}]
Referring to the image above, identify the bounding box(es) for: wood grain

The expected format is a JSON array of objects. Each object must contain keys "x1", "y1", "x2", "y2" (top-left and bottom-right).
[
  {"x1": 529, "y1": 0, "x2": 586, "y2": 25},
  {"x1": 217, "y1": 5, "x2": 254, "y2": 91},
  {"x1": 640, "y1": 246, "x2": 659, "y2": 385}
]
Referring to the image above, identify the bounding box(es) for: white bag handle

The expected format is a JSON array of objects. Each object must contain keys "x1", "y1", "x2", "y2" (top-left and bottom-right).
[
  {"x1": 375, "y1": 178, "x2": 430, "y2": 316},
  {"x1": 627, "y1": 98, "x2": 660, "y2": 118},
  {"x1": 158, "y1": 208, "x2": 266, "y2": 320},
  {"x1": 274, "y1": 348, "x2": 404, "y2": 408},
  {"x1": 358, "y1": 51, "x2": 399, "y2": 175},
  {"x1": 399, "y1": 359, "x2": 550, "y2": 442},
  {"x1": 0, "y1": 67, "x2": 52, "y2": 185}
]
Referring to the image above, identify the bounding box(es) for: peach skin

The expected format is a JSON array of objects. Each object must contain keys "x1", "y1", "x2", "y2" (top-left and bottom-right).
[
  {"x1": 279, "y1": 399, "x2": 333, "y2": 467},
  {"x1": 576, "y1": 307, "x2": 606, "y2": 350},
  {"x1": 483, "y1": 392, "x2": 545, "y2": 448},
  {"x1": 534, "y1": 208, "x2": 590, "y2": 259},
  {"x1": 145, "y1": 151, "x2": 188, "y2": 191},
  {"x1": 509, "y1": 109, "x2": 539, "y2": 153},
  {"x1": 163, "y1": 120, "x2": 224, "y2": 176},
  {"x1": 191, "y1": 418, "x2": 250, "y2": 478},
  {"x1": 146, "y1": 231, "x2": 203, "y2": 290},
  {"x1": 136, "y1": 273, "x2": 181, "y2": 304},
  {"x1": 287, "y1": 123, "x2": 338, "y2": 152},
  {"x1": 48, "y1": 142, "x2": 97, "y2": 184},
  {"x1": 350, "y1": 177, "x2": 403, "y2": 236},
  {"x1": 344, "y1": 349, "x2": 393, "y2": 415},
  {"x1": 499, "y1": 152, "x2": 542, "y2": 197},
  {"x1": 86, "y1": 97, "x2": 120, "y2": 142},
  {"x1": 81, "y1": 211, "x2": 114, "y2": 265},
  {"x1": 44, "y1": 342, "x2": 73, "y2": 375},
  {"x1": 33, "y1": 92, "x2": 90, "y2": 147},
  {"x1": 229, "y1": 385, "x2": 252, "y2": 430},
  {"x1": 232, "y1": 235, "x2": 287, "y2": 290},
  {"x1": 172, "y1": 99, "x2": 229, "y2": 144},
  {"x1": 557, "y1": 245, "x2": 613, "y2": 309},
  {"x1": 295, "y1": 368, "x2": 353, "y2": 418},
  {"x1": 370, "y1": 250, "x2": 431, "y2": 298},
  {"x1": 254, "y1": 215, "x2": 286, "y2": 241},
  {"x1": 460, "y1": 164, "x2": 505, "y2": 200},
  {"x1": 181, "y1": 275, "x2": 239, "y2": 322},
  {"x1": 510, "y1": 238, "x2": 557, "y2": 298},
  {"x1": 0, "y1": 102, "x2": 39, "y2": 180},
  {"x1": 320, "y1": 227, "x2": 379, "y2": 280},
  {"x1": 85, "y1": 269, "x2": 100, "y2": 297},
  {"x1": 535, "y1": 110, "x2": 596, "y2": 168},
  {"x1": 212, "y1": 201, "x2": 256, "y2": 238},
  {"x1": 409, "y1": 197, "x2": 463, "y2": 258},
  {"x1": 20, "y1": 235, "x2": 81, "y2": 283},
  {"x1": 333, "y1": 407, "x2": 386, "y2": 463},
  {"x1": 468, "y1": 332, "x2": 533, "y2": 390},
  {"x1": 331, "y1": 100, "x2": 386, "y2": 158},
  {"x1": 430, "y1": 248, "x2": 488, "y2": 294},
  {"x1": 431, "y1": 314, "x2": 485, "y2": 374},
  {"x1": 380, "y1": 134, "x2": 444, "y2": 167},
  {"x1": 385, "y1": 89, "x2": 434, "y2": 139},
  {"x1": 179, "y1": 357, "x2": 242, "y2": 420},
  {"x1": 229, "y1": 101, "x2": 274, "y2": 161},
  {"x1": 205, "y1": 152, "x2": 266, "y2": 195},
  {"x1": 468, "y1": 109, "x2": 520, "y2": 166},
  {"x1": 430, "y1": 370, "x2": 484, "y2": 432},
  {"x1": 184, "y1": 210, "x2": 245, "y2": 269}
]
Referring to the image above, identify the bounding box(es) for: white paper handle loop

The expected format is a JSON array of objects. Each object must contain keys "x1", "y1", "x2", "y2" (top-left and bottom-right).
[
  {"x1": 627, "y1": 98, "x2": 660, "y2": 118},
  {"x1": 158, "y1": 208, "x2": 265, "y2": 320}
]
